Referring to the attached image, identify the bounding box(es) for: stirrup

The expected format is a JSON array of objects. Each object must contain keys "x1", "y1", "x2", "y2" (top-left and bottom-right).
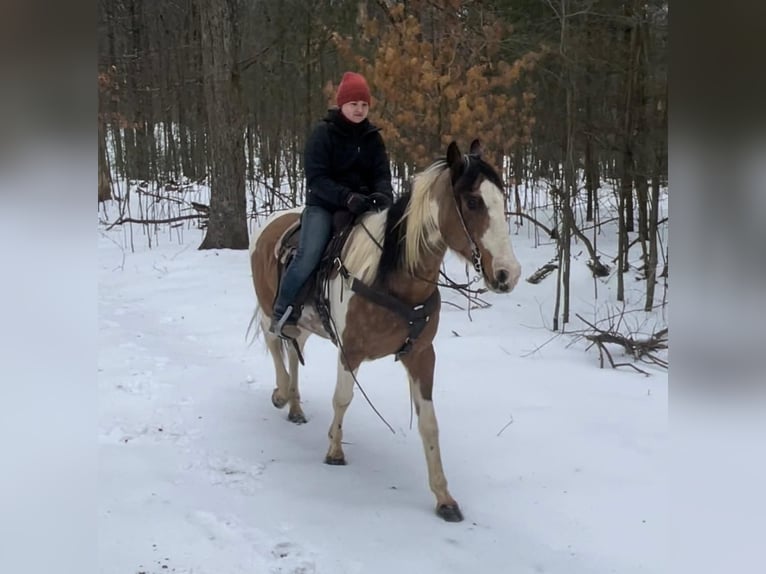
[{"x1": 270, "y1": 305, "x2": 296, "y2": 338}]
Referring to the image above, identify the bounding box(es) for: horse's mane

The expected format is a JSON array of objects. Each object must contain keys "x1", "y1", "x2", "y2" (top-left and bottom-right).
[
  {"x1": 378, "y1": 160, "x2": 449, "y2": 283},
  {"x1": 375, "y1": 192, "x2": 410, "y2": 282},
  {"x1": 341, "y1": 210, "x2": 388, "y2": 285},
  {"x1": 342, "y1": 159, "x2": 450, "y2": 286}
]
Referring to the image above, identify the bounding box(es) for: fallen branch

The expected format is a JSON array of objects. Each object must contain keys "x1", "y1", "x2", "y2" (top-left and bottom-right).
[
  {"x1": 190, "y1": 201, "x2": 210, "y2": 214},
  {"x1": 591, "y1": 340, "x2": 651, "y2": 376},
  {"x1": 106, "y1": 213, "x2": 206, "y2": 231},
  {"x1": 527, "y1": 260, "x2": 558, "y2": 284},
  {"x1": 574, "y1": 313, "x2": 668, "y2": 375}
]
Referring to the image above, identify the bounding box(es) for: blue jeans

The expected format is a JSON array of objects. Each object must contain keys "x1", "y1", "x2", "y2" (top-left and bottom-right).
[{"x1": 273, "y1": 205, "x2": 334, "y2": 318}]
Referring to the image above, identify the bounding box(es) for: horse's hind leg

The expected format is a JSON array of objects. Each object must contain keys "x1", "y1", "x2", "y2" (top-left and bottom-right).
[
  {"x1": 264, "y1": 332, "x2": 290, "y2": 411},
  {"x1": 286, "y1": 331, "x2": 309, "y2": 424},
  {"x1": 325, "y1": 354, "x2": 357, "y2": 465},
  {"x1": 401, "y1": 344, "x2": 463, "y2": 522}
]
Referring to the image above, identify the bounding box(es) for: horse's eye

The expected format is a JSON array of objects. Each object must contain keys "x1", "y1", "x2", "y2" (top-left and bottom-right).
[{"x1": 466, "y1": 196, "x2": 482, "y2": 210}]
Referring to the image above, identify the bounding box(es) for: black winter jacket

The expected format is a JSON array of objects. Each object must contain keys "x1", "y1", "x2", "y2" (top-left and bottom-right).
[{"x1": 304, "y1": 108, "x2": 394, "y2": 212}]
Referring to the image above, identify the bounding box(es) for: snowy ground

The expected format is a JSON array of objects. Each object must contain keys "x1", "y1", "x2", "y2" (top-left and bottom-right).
[{"x1": 98, "y1": 202, "x2": 667, "y2": 574}]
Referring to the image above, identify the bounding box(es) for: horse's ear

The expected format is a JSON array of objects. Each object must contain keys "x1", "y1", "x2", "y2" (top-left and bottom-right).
[
  {"x1": 469, "y1": 139, "x2": 483, "y2": 158},
  {"x1": 446, "y1": 141, "x2": 462, "y2": 168}
]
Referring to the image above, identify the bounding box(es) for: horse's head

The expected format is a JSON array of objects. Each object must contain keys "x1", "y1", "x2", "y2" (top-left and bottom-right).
[{"x1": 441, "y1": 140, "x2": 521, "y2": 293}]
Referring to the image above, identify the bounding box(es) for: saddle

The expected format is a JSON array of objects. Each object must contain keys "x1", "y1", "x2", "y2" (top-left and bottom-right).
[{"x1": 275, "y1": 210, "x2": 356, "y2": 341}]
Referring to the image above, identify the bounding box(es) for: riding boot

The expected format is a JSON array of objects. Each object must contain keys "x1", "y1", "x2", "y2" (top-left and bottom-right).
[{"x1": 269, "y1": 305, "x2": 299, "y2": 338}]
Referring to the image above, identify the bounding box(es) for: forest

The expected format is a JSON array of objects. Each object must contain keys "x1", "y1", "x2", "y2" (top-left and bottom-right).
[{"x1": 97, "y1": 0, "x2": 668, "y2": 328}]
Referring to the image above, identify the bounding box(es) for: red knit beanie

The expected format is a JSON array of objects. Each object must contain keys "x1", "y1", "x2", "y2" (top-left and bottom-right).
[{"x1": 336, "y1": 72, "x2": 371, "y2": 107}]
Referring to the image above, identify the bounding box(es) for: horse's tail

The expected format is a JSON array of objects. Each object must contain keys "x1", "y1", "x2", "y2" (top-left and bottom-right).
[
  {"x1": 246, "y1": 214, "x2": 269, "y2": 346},
  {"x1": 245, "y1": 305, "x2": 263, "y2": 346}
]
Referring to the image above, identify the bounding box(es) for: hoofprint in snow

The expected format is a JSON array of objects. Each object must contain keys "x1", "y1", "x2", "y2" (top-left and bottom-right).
[{"x1": 99, "y1": 204, "x2": 667, "y2": 573}]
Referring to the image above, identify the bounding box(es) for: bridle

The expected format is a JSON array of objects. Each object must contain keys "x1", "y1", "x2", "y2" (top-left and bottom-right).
[
  {"x1": 453, "y1": 154, "x2": 484, "y2": 275},
  {"x1": 321, "y1": 154, "x2": 485, "y2": 367},
  {"x1": 357, "y1": 153, "x2": 485, "y2": 276}
]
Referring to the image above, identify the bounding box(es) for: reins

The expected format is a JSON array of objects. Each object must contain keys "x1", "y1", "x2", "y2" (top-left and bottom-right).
[
  {"x1": 301, "y1": 156, "x2": 486, "y2": 433},
  {"x1": 325, "y1": 310, "x2": 397, "y2": 435},
  {"x1": 358, "y1": 219, "x2": 385, "y2": 252}
]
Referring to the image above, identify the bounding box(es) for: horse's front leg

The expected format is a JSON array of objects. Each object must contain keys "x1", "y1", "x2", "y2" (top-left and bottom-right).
[
  {"x1": 286, "y1": 330, "x2": 309, "y2": 424},
  {"x1": 264, "y1": 318, "x2": 308, "y2": 424},
  {"x1": 325, "y1": 353, "x2": 357, "y2": 465},
  {"x1": 401, "y1": 344, "x2": 463, "y2": 522}
]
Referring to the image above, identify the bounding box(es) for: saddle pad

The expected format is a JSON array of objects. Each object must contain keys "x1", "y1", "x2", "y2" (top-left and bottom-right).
[{"x1": 274, "y1": 218, "x2": 301, "y2": 261}]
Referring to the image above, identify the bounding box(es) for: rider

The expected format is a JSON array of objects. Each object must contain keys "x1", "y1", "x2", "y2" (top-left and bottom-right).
[{"x1": 270, "y1": 71, "x2": 394, "y2": 336}]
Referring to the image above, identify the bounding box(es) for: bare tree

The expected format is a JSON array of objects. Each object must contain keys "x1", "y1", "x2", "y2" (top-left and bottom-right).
[
  {"x1": 198, "y1": 0, "x2": 248, "y2": 250},
  {"x1": 97, "y1": 0, "x2": 668, "y2": 320}
]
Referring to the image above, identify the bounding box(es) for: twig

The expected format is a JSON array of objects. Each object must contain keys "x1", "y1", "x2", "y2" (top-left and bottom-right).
[
  {"x1": 496, "y1": 414, "x2": 515, "y2": 437},
  {"x1": 135, "y1": 188, "x2": 186, "y2": 205},
  {"x1": 506, "y1": 211, "x2": 556, "y2": 238},
  {"x1": 99, "y1": 230, "x2": 126, "y2": 271},
  {"x1": 521, "y1": 332, "x2": 562, "y2": 358},
  {"x1": 599, "y1": 342, "x2": 649, "y2": 375},
  {"x1": 435, "y1": 270, "x2": 492, "y2": 313}
]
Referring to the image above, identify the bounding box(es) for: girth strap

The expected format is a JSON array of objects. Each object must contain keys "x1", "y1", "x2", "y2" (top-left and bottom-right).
[{"x1": 335, "y1": 258, "x2": 440, "y2": 360}]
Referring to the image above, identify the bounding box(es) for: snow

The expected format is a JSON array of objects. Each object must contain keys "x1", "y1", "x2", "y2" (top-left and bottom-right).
[{"x1": 98, "y1": 199, "x2": 667, "y2": 573}]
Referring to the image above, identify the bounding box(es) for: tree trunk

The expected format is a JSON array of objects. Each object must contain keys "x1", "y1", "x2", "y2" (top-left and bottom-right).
[
  {"x1": 562, "y1": 88, "x2": 575, "y2": 326},
  {"x1": 98, "y1": 117, "x2": 113, "y2": 202},
  {"x1": 645, "y1": 34, "x2": 667, "y2": 311},
  {"x1": 112, "y1": 127, "x2": 125, "y2": 180},
  {"x1": 584, "y1": 133, "x2": 597, "y2": 222},
  {"x1": 644, "y1": 158, "x2": 661, "y2": 311},
  {"x1": 617, "y1": 185, "x2": 626, "y2": 302},
  {"x1": 179, "y1": 123, "x2": 193, "y2": 180},
  {"x1": 513, "y1": 151, "x2": 523, "y2": 224},
  {"x1": 634, "y1": 14, "x2": 649, "y2": 247},
  {"x1": 620, "y1": 3, "x2": 640, "y2": 234},
  {"x1": 635, "y1": 172, "x2": 649, "y2": 241},
  {"x1": 198, "y1": 0, "x2": 249, "y2": 250},
  {"x1": 583, "y1": 16, "x2": 597, "y2": 222}
]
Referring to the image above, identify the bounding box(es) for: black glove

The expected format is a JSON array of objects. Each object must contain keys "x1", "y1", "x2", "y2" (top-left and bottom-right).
[
  {"x1": 368, "y1": 192, "x2": 393, "y2": 212},
  {"x1": 345, "y1": 192, "x2": 370, "y2": 215}
]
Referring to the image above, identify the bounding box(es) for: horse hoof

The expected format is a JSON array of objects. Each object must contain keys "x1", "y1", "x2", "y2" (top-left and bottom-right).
[
  {"x1": 288, "y1": 412, "x2": 307, "y2": 424},
  {"x1": 324, "y1": 455, "x2": 346, "y2": 466},
  {"x1": 271, "y1": 390, "x2": 287, "y2": 409},
  {"x1": 436, "y1": 503, "x2": 464, "y2": 522}
]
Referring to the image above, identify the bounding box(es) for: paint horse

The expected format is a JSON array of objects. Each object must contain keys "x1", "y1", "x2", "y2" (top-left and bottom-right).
[{"x1": 249, "y1": 140, "x2": 521, "y2": 521}]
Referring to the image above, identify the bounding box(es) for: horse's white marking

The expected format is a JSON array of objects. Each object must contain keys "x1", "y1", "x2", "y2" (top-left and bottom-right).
[
  {"x1": 408, "y1": 375, "x2": 451, "y2": 503},
  {"x1": 342, "y1": 210, "x2": 388, "y2": 284},
  {"x1": 265, "y1": 333, "x2": 289, "y2": 398},
  {"x1": 326, "y1": 266, "x2": 352, "y2": 342},
  {"x1": 478, "y1": 180, "x2": 522, "y2": 288},
  {"x1": 327, "y1": 355, "x2": 356, "y2": 460}
]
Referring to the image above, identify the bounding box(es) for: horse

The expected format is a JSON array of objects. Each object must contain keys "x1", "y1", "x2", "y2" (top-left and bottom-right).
[{"x1": 249, "y1": 139, "x2": 521, "y2": 522}]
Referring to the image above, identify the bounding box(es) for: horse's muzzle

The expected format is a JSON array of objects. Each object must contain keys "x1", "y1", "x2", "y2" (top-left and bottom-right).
[{"x1": 488, "y1": 265, "x2": 521, "y2": 293}]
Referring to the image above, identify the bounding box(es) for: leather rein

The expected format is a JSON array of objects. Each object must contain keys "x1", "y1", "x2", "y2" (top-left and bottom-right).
[{"x1": 329, "y1": 156, "x2": 484, "y2": 359}]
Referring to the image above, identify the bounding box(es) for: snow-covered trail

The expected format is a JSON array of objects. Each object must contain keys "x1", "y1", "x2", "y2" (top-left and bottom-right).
[{"x1": 98, "y1": 228, "x2": 666, "y2": 574}]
